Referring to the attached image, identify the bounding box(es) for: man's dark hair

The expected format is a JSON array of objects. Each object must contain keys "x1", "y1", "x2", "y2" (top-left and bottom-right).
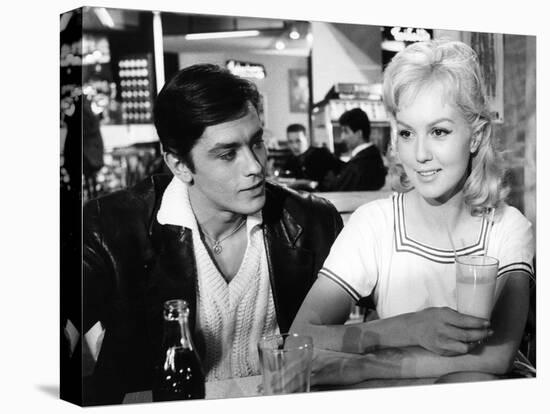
[
  {"x1": 286, "y1": 123, "x2": 306, "y2": 135},
  {"x1": 339, "y1": 107, "x2": 371, "y2": 142},
  {"x1": 153, "y1": 64, "x2": 260, "y2": 170}
]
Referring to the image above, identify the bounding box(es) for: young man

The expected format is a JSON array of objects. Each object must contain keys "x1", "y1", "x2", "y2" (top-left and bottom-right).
[
  {"x1": 322, "y1": 108, "x2": 387, "y2": 191},
  {"x1": 283, "y1": 123, "x2": 343, "y2": 185},
  {"x1": 80, "y1": 64, "x2": 343, "y2": 404}
]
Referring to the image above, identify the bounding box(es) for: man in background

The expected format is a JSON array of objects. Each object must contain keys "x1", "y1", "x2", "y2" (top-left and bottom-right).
[
  {"x1": 283, "y1": 123, "x2": 342, "y2": 187},
  {"x1": 323, "y1": 108, "x2": 386, "y2": 191}
]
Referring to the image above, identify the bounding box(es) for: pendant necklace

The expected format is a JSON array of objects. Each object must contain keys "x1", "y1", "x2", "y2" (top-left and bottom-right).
[{"x1": 201, "y1": 217, "x2": 246, "y2": 255}]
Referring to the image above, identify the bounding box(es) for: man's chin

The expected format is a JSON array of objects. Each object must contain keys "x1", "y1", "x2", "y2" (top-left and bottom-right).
[{"x1": 241, "y1": 194, "x2": 266, "y2": 215}]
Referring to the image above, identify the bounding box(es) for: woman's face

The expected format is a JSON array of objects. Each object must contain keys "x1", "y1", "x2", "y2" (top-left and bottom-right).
[{"x1": 394, "y1": 83, "x2": 476, "y2": 205}]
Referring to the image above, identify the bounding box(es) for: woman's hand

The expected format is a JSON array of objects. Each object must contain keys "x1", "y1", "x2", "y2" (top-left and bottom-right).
[{"x1": 407, "y1": 307, "x2": 493, "y2": 356}]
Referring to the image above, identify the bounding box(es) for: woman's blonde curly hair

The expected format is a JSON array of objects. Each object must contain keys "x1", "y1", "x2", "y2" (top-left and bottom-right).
[{"x1": 382, "y1": 40, "x2": 508, "y2": 216}]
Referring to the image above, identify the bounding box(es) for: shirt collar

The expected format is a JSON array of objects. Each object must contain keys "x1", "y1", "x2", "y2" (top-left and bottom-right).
[
  {"x1": 351, "y1": 141, "x2": 372, "y2": 158},
  {"x1": 156, "y1": 177, "x2": 263, "y2": 234}
]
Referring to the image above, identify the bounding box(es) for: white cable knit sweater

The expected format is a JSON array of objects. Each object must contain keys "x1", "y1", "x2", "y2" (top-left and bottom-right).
[{"x1": 156, "y1": 178, "x2": 279, "y2": 381}]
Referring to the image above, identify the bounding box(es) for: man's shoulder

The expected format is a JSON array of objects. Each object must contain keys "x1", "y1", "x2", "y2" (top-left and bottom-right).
[
  {"x1": 265, "y1": 181, "x2": 339, "y2": 218},
  {"x1": 350, "y1": 145, "x2": 385, "y2": 170},
  {"x1": 307, "y1": 146, "x2": 333, "y2": 160},
  {"x1": 354, "y1": 144, "x2": 381, "y2": 159},
  {"x1": 264, "y1": 181, "x2": 343, "y2": 238},
  {"x1": 84, "y1": 174, "x2": 171, "y2": 221},
  {"x1": 308, "y1": 146, "x2": 330, "y2": 155}
]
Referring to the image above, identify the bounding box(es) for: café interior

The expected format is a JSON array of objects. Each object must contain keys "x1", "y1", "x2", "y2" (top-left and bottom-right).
[
  {"x1": 60, "y1": 6, "x2": 537, "y2": 400},
  {"x1": 60, "y1": 7, "x2": 535, "y2": 226}
]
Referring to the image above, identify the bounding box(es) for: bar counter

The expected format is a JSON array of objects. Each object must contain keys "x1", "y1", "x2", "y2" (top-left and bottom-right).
[
  {"x1": 123, "y1": 375, "x2": 436, "y2": 404},
  {"x1": 316, "y1": 190, "x2": 393, "y2": 223}
]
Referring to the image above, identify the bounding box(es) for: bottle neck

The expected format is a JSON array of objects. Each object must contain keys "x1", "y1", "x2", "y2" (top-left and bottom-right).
[{"x1": 162, "y1": 314, "x2": 194, "y2": 351}]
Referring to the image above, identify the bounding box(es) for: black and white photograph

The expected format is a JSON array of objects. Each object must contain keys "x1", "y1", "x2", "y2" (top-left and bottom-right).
[{"x1": 4, "y1": 0, "x2": 548, "y2": 413}]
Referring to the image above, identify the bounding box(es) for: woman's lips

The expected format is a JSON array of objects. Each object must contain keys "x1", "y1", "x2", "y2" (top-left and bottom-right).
[
  {"x1": 415, "y1": 169, "x2": 442, "y2": 180},
  {"x1": 416, "y1": 169, "x2": 441, "y2": 176}
]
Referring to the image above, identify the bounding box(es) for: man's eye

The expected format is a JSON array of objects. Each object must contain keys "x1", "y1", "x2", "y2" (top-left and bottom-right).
[
  {"x1": 252, "y1": 139, "x2": 265, "y2": 149},
  {"x1": 219, "y1": 151, "x2": 236, "y2": 161}
]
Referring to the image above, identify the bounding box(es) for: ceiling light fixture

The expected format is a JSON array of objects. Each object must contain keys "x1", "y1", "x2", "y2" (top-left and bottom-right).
[
  {"x1": 275, "y1": 40, "x2": 286, "y2": 50},
  {"x1": 289, "y1": 29, "x2": 300, "y2": 40},
  {"x1": 185, "y1": 30, "x2": 261, "y2": 40},
  {"x1": 94, "y1": 7, "x2": 114, "y2": 28}
]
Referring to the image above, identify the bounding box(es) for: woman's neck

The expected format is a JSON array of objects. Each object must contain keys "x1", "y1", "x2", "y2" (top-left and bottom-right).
[{"x1": 407, "y1": 190, "x2": 470, "y2": 235}]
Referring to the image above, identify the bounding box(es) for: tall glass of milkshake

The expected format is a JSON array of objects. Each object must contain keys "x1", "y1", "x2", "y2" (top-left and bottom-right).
[{"x1": 455, "y1": 255, "x2": 499, "y2": 319}]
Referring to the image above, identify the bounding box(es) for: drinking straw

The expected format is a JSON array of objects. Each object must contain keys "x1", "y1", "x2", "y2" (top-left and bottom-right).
[
  {"x1": 445, "y1": 225, "x2": 458, "y2": 262},
  {"x1": 483, "y1": 207, "x2": 495, "y2": 265},
  {"x1": 446, "y1": 225, "x2": 463, "y2": 280}
]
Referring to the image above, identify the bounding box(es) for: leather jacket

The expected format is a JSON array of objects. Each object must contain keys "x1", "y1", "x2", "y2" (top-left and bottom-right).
[{"x1": 82, "y1": 175, "x2": 342, "y2": 405}]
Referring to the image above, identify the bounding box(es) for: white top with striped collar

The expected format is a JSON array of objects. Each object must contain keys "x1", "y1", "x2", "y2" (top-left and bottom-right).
[{"x1": 319, "y1": 192, "x2": 534, "y2": 319}]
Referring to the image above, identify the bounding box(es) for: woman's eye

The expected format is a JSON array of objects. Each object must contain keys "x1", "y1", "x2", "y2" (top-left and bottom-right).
[
  {"x1": 432, "y1": 128, "x2": 450, "y2": 137},
  {"x1": 398, "y1": 130, "x2": 412, "y2": 140}
]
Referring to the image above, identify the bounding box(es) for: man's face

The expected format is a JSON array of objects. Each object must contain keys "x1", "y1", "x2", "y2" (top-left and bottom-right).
[
  {"x1": 287, "y1": 131, "x2": 308, "y2": 156},
  {"x1": 340, "y1": 125, "x2": 362, "y2": 152},
  {"x1": 181, "y1": 105, "x2": 267, "y2": 217}
]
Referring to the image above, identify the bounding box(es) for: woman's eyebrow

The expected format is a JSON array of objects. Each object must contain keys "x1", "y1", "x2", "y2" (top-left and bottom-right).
[
  {"x1": 428, "y1": 118, "x2": 454, "y2": 127},
  {"x1": 395, "y1": 119, "x2": 413, "y2": 129},
  {"x1": 395, "y1": 118, "x2": 454, "y2": 129}
]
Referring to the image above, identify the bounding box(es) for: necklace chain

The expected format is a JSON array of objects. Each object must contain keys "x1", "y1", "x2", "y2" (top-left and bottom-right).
[{"x1": 201, "y1": 217, "x2": 246, "y2": 255}]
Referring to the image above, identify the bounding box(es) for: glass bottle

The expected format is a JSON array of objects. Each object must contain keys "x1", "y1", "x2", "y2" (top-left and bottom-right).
[{"x1": 152, "y1": 299, "x2": 205, "y2": 401}]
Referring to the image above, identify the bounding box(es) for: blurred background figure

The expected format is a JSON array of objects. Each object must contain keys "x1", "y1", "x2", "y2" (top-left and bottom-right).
[
  {"x1": 282, "y1": 123, "x2": 343, "y2": 187},
  {"x1": 63, "y1": 94, "x2": 105, "y2": 199},
  {"x1": 322, "y1": 108, "x2": 386, "y2": 191}
]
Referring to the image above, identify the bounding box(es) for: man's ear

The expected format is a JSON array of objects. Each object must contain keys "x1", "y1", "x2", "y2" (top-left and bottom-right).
[{"x1": 164, "y1": 152, "x2": 193, "y2": 183}]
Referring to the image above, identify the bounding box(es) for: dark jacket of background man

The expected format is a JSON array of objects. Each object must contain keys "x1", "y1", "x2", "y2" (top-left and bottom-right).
[
  {"x1": 322, "y1": 108, "x2": 386, "y2": 191},
  {"x1": 283, "y1": 146, "x2": 343, "y2": 183}
]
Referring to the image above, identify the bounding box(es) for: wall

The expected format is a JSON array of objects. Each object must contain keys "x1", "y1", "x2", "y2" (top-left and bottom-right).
[
  {"x1": 178, "y1": 52, "x2": 309, "y2": 144},
  {"x1": 524, "y1": 36, "x2": 536, "y2": 230},
  {"x1": 311, "y1": 21, "x2": 383, "y2": 103},
  {"x1": 432, "y1": 30, "x2": 536, "y2": 228},
  {"x1": 494, "y1": 34, "x2": 537, "y2": 229}
]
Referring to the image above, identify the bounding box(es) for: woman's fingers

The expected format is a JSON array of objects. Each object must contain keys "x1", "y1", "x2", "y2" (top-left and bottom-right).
[
  {"x1": 443, "y1": 308, "x2": 490, "y2": 329},
  {"x1": 443, "y1": 324, "x2": 493, "y2": 344}
]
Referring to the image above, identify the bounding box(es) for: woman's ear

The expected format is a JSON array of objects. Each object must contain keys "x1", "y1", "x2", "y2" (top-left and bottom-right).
[
  {"x1": 164, "y1": 152, "x2": 193, "y2": 183},
  {"x1": 470, "y1": 120, "x2": 489, "y2": 154},
  {"x1": 470, "y1": 131, "x2": 482, "y2": 153}
]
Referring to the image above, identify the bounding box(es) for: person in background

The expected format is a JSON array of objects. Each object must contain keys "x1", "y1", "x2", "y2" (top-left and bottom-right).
[
  {"x1": 291, "y1": 40, "x2": 534, "y2": 385},
  {"x1": 282, "y1": 123, "x2": 343, "y2": 186},
  {"x1": 63, "y1": 94, "x2": 105, "y2": 196},
  {"x1": 322, "y1": 107, "x2": 386, "y2": 191},
  {"x1": 77, "y1": 64, "x2": 342, "y2": 405}
]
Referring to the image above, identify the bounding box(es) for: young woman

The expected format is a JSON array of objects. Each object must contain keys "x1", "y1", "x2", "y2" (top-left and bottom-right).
[{"x1": 291, "y1": 40, "x2": 534, "y2": 384}]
